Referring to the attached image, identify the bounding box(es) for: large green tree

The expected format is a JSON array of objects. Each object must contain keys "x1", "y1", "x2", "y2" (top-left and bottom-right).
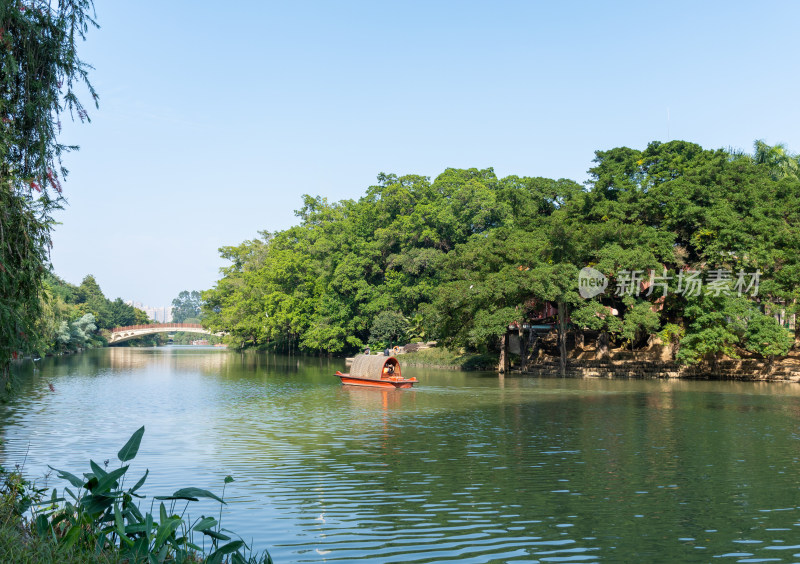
[
  {"x1": 203, "y1": 140, "x2": 800, "y2": 369},
  {"x1": 171, "y1": 290, "x2": 204, "y2": 323},
  {"x1": 1, "y1": 1, "x2": 96, "y2": 376}
]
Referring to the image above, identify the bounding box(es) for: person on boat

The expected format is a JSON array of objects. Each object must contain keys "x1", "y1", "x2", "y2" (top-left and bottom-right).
[
  {"x1": 364, "y1": 346, "x2": 371, "y2": 355},
  {"x1": 383, "y1": 348, "x2": 390, "y2": 356}
]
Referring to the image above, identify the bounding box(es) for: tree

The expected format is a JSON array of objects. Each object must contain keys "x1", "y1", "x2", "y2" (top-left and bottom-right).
[
  {"x1": 0, "y1": 1, "x2": 97, "y2": 378},
  {"x1": 74, "y1": 274, "x2": 112, "y2": 328},
  {"x1": 753, "y1": 140, "x2": 800, "y2": 181},
  {"x1": 619, "y1": 296, "x2": 661, "y2": 349},
  {"x1": 109, "y1": 297, "x2": 148, "y2": 328},
  {"x1": 677, "y1": 293, "x2": 757, "y2": 367},
  {"x1": 56, "y1": 312, "x2": 96, "y2": 351},
  {"x1": 369, "y1": 311, "x2": 408, "y2": 347},
  {"x1": 570, "y1": 299, "x2": 623, "y2": 359},
  {"x1": 201, "y1": 140, "x2": 800, "y2": 371},
  {"x1": 172, "y1": 291, "x2": 204, "y2": 323}
]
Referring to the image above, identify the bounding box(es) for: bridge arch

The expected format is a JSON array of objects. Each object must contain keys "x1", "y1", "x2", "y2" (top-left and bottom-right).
[{"x1": 108, "y1": 323, "x2": 221, "y2": 345}]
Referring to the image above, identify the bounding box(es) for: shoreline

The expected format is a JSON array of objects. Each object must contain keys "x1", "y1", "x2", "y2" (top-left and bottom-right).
[{"x1": 401, "y1": 349, "x2": 800, "y2": 382}]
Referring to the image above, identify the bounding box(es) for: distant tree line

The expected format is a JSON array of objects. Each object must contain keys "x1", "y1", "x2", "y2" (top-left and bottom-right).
[
  {"x1": 32, "y1": 274, "x2": 150, "y2": 354},
  {"x1": 171, "y1": 290, "x2": 204, "y2": 324},
  {"x1": 202, "y1": 140, "x2": 800, "y2": 369}
]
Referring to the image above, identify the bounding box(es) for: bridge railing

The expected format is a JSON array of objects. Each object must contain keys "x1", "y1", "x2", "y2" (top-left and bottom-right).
[{"x1": 110, "y1": 323, "x2": 205, "y2": 333}]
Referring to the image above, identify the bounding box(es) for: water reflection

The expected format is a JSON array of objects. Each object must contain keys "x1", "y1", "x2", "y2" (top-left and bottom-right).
[{"x1": 4, "y1": 349, "x2": 800, "y2": 562}]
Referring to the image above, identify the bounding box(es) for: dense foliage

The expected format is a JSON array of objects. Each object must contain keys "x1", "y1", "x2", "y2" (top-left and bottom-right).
[
  {"x1": 204, "y1": 140, "x2": 800, "y2": 366},
  {"x1": 171, "y1": 290, "x2": 204, "y2": 323},
  {"x1": 28, "y1": 273, "x2": 149, "y2": 355},
  {"x1": 1, "y1": 1, "x2": 97, "y2": 378}
]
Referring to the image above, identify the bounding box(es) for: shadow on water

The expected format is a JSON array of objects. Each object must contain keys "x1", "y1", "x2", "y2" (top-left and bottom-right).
[{"x1": 5, "y1": 348, "x2": 800, "y2": 562}]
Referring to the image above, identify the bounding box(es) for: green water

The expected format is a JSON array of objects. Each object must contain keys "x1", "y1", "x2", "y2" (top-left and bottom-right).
[{"x1": 5, "y1": 347, "x2": 800, "y2": 563}]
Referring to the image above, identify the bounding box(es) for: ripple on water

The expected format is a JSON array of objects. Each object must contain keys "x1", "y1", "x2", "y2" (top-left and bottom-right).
[{"x1": 8, "y1": 350, "x2": 800, "y2": 563}]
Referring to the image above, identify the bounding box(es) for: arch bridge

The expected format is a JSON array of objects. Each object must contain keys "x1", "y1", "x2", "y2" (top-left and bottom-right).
[{"x1": 108, "y1": 323, "x2": 222, "y2": 345}]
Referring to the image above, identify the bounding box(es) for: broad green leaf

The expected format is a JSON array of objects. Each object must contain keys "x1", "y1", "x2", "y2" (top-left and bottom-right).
[
  {"x1": 170, "y1": 487, "x2": 225, "y2": 504},
  {"x1": 118, "y1": 425, "x2": 145, "y2": 462},
  {"x1": 155, "y1": 494, "x2": 198, "y2": 502},
  {"x1": 128, "y1": 537, "x2": 149, "y2": 561},
  {"x1": 128, "y1": 502, "x2": 144, "y2": 523},
  {"x1": 193, "y1": 516, "x2": 218, "y2": 531},
  {"x1": 145, "y1": 512, "x2": 153, "y2": 544},
  {"x1": 130, "y1": 468, "x2": 149, "y2": 493},
  {"x1": 119, "y1": 532, "x2": 134, "y2": 547},
  {"x1": 90, "y1": 460, "x2": 108, "y2": 479},
  {"x1": 48, "y1": 466, "x2": 84, "y2": 488},
  {"x1": 81, "y1": 493, "x2": 114, "y2": 515},
  {"x1": 124, "y1": 523, "x2": 148, "y2": 534},
  {"x1": 202, "y1": 529, "x2": 231, "y2": 541},
  {"x1": 114, "y1": 502, "x2": 124, "y2": 534},
  {"x1": 60, "y1": 524, "x2": 82, "y2": 550},
  {"x1": 51, "y1": 512, "x2": 69, "y2": 526},
  {"x1": 208, "y1": 539, "x2": 245, "y2": 559},
  {"x1": 35, "y1": 514, "x2": 51, "y2": 538},
  {"x1": 153, "y1": 517, "x2": 181, "y2": 551},
  {"x1": 95, "y1": 465, "x2": 128, "y2": 494}
]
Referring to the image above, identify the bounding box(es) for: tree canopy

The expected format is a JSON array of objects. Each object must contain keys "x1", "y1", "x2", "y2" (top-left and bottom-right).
[
  {"x1": 171, "y1": 290, "x2": 204, "y2": 323},
  {"x1": 1, "y1": 0, "x2": 97, "y2": 375},
  {"x1": 203, "y1": 140, "x2": 800, "y2": 367}
]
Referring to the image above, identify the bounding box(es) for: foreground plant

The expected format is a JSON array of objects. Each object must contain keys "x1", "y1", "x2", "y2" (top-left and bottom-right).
[{"x1": 29, "y1": 426, "x2": 271, "y2": 563}]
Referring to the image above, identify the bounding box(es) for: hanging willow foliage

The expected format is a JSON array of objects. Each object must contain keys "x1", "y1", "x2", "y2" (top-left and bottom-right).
[{"x1": 0, "y1": 0, "x2": 97, "y2": 379}]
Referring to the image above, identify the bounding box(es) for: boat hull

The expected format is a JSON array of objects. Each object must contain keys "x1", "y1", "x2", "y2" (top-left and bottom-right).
[{"x1": 336, "y1": 372, "x2": 416, "y2": 389}]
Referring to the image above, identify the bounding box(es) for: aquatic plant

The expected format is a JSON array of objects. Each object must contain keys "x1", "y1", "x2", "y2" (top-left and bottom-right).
[{"x1": 12, "y1": 426, "x2": 271, "y2": 563}]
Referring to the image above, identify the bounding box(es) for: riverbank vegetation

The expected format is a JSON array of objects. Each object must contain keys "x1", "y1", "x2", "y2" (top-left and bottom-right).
[
  {"x1": 401, "y1": 347, "x2": 497, "y2": 370},
  {"x1": 0, "y1": 427, "x2": 271, "y2": 563},
  {"x1": 0, "y1": 0, "x2": 98, "y2": 381},
  {"x1": 24, "y1": 274, "x2": 151, "y2": 357},
  {"x1": 203, "y1": 140, "x2": 800, "y2": 370}
]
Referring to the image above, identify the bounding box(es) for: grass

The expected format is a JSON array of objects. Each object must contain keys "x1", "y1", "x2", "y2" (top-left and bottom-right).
[
  {"x1": 401, "y1": 347, "x2": 497, "y2": 370},
  {"x1": 0, "y1": 512, "x2": 125, "y2": 563},
  {"x1": 0, "y1": 469, "x2": 125, "y2": 563}
]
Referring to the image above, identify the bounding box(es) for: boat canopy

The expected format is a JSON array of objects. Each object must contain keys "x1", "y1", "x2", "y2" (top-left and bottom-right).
[{"x1": 349, "y1": 354, "x2": 401, "y2": 380}]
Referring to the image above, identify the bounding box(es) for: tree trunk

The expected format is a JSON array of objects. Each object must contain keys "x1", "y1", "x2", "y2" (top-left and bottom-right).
[
  {"x1": 498, "y1": 332, "x2": 510, "y2": 374},
  {"x1": 520, "y1": 327, "x2": 529, "y2": 372},
  {"x1": 557, "y1": 301, "x2": 567, "y2": 377},
  {"x1": 597, "y1": 331, "x2": 609, "y2": 361}
]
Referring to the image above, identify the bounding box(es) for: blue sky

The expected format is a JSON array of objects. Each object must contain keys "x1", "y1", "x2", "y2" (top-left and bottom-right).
[{"x1": 52, "y1": 0, "x2": 800, "y2": 307}]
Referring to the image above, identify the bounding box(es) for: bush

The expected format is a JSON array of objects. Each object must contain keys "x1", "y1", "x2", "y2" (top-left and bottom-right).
[{"x1": 403, "y1": 347, "x2": 497, "y2": 370}]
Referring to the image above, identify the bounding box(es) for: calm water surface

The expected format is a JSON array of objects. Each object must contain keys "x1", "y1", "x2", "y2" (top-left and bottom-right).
[{"x1": 5, "y1": 347, "x2": 800, "y2": 563}]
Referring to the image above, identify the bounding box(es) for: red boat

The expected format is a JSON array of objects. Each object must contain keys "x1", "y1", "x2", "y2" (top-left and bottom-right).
[{"x1": 336, "y1": 354, "x2": 417, "y2": 389}]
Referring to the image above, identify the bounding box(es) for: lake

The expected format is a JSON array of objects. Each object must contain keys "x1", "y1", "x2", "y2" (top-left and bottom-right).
[{"x1": 4, "y1": 347, "x2": 800, "y2": 563}]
